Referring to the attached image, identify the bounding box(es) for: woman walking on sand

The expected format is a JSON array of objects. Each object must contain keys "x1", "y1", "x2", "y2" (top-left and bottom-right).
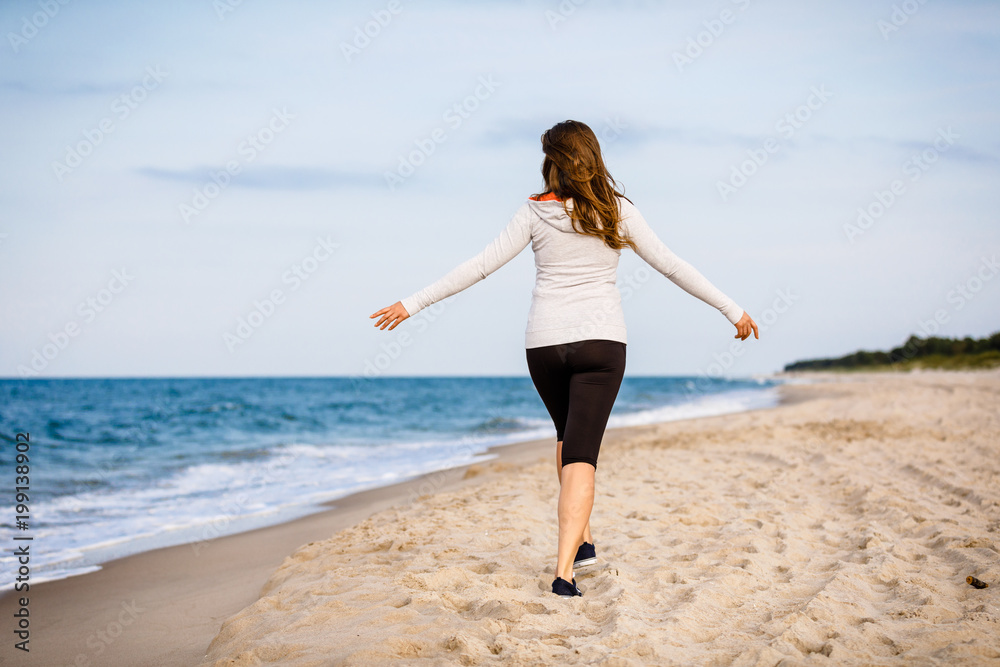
[{"x1": 370, "y1": 119, "x2": 758, "y2": 598}]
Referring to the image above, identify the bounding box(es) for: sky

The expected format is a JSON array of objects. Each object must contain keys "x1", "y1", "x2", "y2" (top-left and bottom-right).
[{"x1": 1, "y1": 0, "x2": 998, "y2": 379}]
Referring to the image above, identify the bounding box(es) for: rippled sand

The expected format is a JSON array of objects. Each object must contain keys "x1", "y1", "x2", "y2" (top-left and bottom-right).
[{"x1": 201, "y1": 370, "x2": 1000, "y2": 666}]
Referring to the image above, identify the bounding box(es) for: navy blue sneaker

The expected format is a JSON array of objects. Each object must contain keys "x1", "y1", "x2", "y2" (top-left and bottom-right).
[
  {"x1": 552, "y1": 576, "x2": 582, "y2": 597},
  {"x1": 574, "y1": 541, "x2": 597, "y2": 569}
]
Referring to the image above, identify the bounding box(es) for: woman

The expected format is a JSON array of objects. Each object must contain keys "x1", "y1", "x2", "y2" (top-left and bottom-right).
[{"x1": 370, "y1": 120, "x2": 758, "y2": 598}]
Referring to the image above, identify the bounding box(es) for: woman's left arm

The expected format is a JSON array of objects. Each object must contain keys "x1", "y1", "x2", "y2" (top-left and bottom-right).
[{"x1": 620, "y1": 200, "x2": 758, "y2": 340}]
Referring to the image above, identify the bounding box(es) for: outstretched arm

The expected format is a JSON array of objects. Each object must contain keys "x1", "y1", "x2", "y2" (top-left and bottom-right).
[
  {"x1": 370, "y1": 203, "x2": 533, "y2": 331},
  {"x1": 619, "y1": 199, "x2": 758, "y2": 340}
]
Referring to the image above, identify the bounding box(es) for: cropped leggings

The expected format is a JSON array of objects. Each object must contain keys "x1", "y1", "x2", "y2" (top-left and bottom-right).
[{"x1": 525, "y1": 339, "x2": 627, "y2": 469}]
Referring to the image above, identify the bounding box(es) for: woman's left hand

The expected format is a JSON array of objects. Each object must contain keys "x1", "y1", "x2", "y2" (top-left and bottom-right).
[
  {"x1": 734, "y1": 311, "x2": 759, "y2": 341},
  {"x1": 370, "y1": 301, "x2": 410, "y2": 331}
]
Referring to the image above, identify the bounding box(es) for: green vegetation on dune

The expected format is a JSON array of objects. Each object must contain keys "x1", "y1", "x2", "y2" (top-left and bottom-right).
[{"x1": 784, "y1": 331, "x2": 1000, "y2": 372}]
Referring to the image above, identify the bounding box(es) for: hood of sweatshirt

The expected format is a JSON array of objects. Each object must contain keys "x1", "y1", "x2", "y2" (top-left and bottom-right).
[{"x1": 526, "y1": 197, "x2": 578, "y2": 233}]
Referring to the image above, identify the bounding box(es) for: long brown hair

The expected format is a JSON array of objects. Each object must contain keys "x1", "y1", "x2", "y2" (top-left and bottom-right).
[{"x1": 531, "y1": 120, "x2": 637, "y2": 252}]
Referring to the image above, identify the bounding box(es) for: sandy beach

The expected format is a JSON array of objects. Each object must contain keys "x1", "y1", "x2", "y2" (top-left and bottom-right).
[{"x1": 4, "y1": 370, "x2": 999, "y2": 666}]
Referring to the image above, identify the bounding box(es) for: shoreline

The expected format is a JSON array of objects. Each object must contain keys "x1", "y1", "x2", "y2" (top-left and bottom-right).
[
  {"x1": 3, "y1": 379, "x2": 786, "y2": 592},
  {"x1": 0, "y1": 379, "x2": 806, "y2": 666},
  {"x1": 198, "y1": 368, "x2": 999, "y2": 665}
]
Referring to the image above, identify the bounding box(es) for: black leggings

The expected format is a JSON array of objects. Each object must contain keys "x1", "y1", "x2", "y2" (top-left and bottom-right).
[{"x1": 525, "y1": 339, "x2": 627, "y2": 469}]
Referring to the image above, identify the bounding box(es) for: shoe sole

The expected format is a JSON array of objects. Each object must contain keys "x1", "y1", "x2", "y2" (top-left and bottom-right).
[{"x1": 573, "y1": 557, "x2": 598, "y2": 568}]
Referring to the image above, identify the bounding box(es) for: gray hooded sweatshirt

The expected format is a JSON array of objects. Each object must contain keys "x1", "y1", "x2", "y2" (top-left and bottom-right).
[{"x1": 400, "y1": 196, "x2": 744, "y2": 349}]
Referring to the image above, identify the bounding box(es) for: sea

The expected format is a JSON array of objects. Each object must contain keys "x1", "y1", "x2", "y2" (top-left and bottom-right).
[{"x1": 0, "y1": 375, "x2": 782, "y2": 589}]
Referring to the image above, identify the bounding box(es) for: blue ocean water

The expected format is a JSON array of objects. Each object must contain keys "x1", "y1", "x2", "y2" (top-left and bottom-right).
[{"x1": 0, "y1": 375, "x2": 781, "y2": 588}]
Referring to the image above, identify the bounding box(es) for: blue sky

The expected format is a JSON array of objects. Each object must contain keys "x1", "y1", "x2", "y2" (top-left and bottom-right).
[{"x1": 1, "y1": 0, "x2": 998, "y2": 378}]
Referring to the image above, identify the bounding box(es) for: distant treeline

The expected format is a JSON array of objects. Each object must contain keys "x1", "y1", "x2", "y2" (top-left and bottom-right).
[{"x1": 784, "y1": 331, "x2": 1000, "y2": 371}]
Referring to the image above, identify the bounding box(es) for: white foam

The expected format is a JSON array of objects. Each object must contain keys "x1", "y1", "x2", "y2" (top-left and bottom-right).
[{"x1": 608, "y1": 387, "x2": 781, "y2": 428}]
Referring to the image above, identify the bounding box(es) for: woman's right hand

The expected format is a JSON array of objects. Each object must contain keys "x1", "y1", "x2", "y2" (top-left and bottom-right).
[
  {"x1": 370, "y1": 301, "x2": 410, "y2": 331},
  {"x1": 734, "y1": 311, "x2": 759, "y2": 341}
]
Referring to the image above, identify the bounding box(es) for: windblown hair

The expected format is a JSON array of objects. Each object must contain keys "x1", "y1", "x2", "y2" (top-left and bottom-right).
[{"x1": 531, "y1": 120, "x2": 637, "y2": 252}]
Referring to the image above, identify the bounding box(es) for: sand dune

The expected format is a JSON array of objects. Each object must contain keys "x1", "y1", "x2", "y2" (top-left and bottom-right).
[{"x1": 201, "y1": 371, "x2": 1000, "y2": 666}]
